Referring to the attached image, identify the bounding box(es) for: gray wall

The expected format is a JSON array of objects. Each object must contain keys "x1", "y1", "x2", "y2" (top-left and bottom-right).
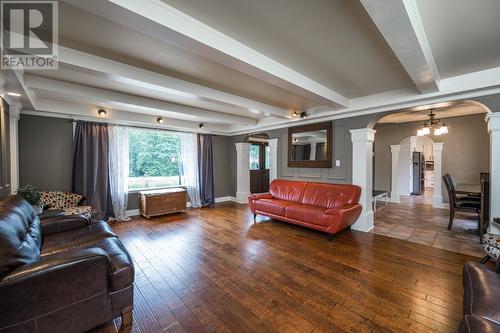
[
  {"x1": 228, "y1": 114, "x2": 374, "y2": 196},
  {"x1": 19, "y1": 115, "x2": 233, "y2": 210},
  {"x1": 373, "y1": 114, "x2": 490, "y2": 199},
  {"x1": 19, "y1": 115, "x2": 74, "y2": 191}
]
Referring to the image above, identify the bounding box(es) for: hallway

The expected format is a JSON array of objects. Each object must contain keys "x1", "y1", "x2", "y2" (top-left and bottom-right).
[{"x1": 372, "y1": 190, "x2": 483, "y2": 257}]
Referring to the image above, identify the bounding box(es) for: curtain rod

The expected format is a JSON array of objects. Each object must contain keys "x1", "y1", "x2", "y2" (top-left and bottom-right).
[{"x1": 68, "y1": 119, "x2": 216, "y2": 136}]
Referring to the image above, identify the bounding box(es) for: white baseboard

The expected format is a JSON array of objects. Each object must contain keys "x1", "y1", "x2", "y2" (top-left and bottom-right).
[{"x1": 125, "y1": 196, "x2": 243, "y2": 217}]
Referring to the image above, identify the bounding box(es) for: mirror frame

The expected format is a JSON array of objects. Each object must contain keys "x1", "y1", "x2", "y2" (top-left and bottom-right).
[{"x1": 288, "y1": 121, "x2": 332, "y2": 168}]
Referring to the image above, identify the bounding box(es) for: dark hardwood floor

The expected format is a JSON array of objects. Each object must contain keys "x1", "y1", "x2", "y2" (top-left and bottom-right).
[{"x1": 93, "y1": 202, "x2": 477, "y2": 333}]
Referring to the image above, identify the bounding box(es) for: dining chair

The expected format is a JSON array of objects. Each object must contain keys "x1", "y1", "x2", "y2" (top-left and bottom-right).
[{"x1": 443, "y1": 173, "x2": 482, "y2": 235}]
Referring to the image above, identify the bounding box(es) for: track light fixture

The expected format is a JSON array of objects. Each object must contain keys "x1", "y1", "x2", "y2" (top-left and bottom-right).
[
  {"x1": 98, "y1": 109, "x2": 107, "y2": 117},
  {"x1": 199, "y1": 123, "x2": 205, "y2": 129},
  {"x1": 157, "y1": 117, "x2": 164, "y2": 124}
]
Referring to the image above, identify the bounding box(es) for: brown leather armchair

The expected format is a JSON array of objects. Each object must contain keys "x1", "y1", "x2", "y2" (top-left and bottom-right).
[
  {"x1": 0, "y1": 196, "x2": 134, "y2": 333},
  {"x1": 460, "y1": 261, "x2": 500, "y2": 332}
]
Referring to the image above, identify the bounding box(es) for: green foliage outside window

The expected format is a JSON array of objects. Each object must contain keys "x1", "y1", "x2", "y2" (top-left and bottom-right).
[{"x1": 129, "y1": 128, "x2": 181, "y2": 178}]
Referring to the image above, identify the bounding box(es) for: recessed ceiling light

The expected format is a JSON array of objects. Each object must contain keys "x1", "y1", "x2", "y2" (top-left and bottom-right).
[
  {"x1": 157, "y1": 117, "x2": 164, "y2": 124},
  {"x1": 199, "y1": 123, "x2": 205, "y2": 129},
  {"x1": 98, "y1": 109, "x2": 107, "y2": 117},
  {"x1": 7, "y1": 92, "x2": 21, "y2": 97}
]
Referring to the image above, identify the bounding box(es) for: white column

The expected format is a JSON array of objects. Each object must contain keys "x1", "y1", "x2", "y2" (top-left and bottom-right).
[
  {"x1": 350, "y1": 128, "x2": 376, "y2": 232},
  {"x1": 390, "y1": 144, "x2": 400, "y2": 203},
  {"x1": 9, "y1": 105, "x2": 20, "y2": 194},
  {"x1": 432, "y1": 142, "x2": 444, "y2": 208},
  {"x1": 268, "y1": 138, "x2": 278, "y2": 183},
  {"x1": 235, "y1": 143, "x2": 251, "y2": 204},
  {"x1": 486, "y1": 113, "x2": 500, "y2": 232}
]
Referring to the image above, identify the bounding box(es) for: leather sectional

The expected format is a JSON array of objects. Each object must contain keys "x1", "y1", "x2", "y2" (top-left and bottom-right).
[
  {"x1": 0, "y1": 196, "x2": 134, "y2": 333},
  {"x1": 460, "y1": 262, "x2": 500, "y2": 332},
  {"x1": 248, "y1": 179, "x2": 362, "y2": 240}
]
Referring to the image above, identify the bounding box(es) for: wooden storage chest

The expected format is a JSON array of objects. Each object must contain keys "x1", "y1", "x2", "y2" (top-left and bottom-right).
[{"x1": 139, "y1": 188, "x2": 187, "y2": 219}]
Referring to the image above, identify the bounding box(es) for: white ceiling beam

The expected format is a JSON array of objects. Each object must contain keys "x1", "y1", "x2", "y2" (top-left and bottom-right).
[
  {"x1": 24, "y1": 75, "x2": 257, "y2": 126},
  {"x1": 28, "y1": 99, "x2": 229, "y2": 134},
  {"x1": 57, "y1": 46, "x2": 290, "y2": 119},
  {"x1": 64, "y1": 0, "x2": 349, "y2": 108},
  {"x1": 360, "y1": 0, "x2": 440, "y2": 93}
]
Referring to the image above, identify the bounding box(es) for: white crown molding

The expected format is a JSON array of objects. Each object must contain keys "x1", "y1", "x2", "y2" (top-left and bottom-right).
[{"x1": 64, "y1": 0, "x2": 349, "y2": 108}]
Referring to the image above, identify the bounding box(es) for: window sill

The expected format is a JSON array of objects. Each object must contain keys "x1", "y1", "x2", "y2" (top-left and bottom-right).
[{"x1": 128, "y1": 185, "x2": 187, "y2": 194}]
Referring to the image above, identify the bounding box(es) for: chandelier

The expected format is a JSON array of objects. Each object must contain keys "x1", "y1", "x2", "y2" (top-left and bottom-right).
[{"x1": 417, "y1": 109, "x2": 448, "y2": 136}]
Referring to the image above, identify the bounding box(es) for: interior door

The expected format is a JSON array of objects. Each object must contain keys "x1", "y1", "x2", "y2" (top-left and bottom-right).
[{"x1": 250, "y1": 142, "x2": 270, "y2": 193}]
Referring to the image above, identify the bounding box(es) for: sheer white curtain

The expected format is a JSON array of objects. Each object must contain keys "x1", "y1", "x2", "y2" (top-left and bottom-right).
[
  {"x1": 179, "y1": 132, "x2": 202, "y2": 208},
  {"x1": 108, "y1": 125, "x2": 130, "y2": 221}
]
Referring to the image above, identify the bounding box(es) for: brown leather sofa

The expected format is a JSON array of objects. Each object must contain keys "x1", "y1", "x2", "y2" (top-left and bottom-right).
[
  {"x1": 0, "y1": 196, "x2": 134, "y2": 333},
  {"x1": 460, "y1": 262, "x2": 500, "y2": 332},
  {"x1": 248, "y1": 179, "x2": 362, "y2": 240}
]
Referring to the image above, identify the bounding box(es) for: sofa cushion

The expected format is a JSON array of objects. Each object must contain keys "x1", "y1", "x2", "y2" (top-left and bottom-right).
[
  {"x1": 301, "y1": 183, "x2": 361, "y2": 209},
  {"x1": 254, "y1": 199, "x2": 296, "y2": 216},
  {"x1": 285, "y1": 204, "x2": 332, "y2": 226},
  {"x1": 0, "y1": 197, "x2": 42, "y2": 276},
  {"x1": 463, "y1": 262, "x2": 500, "y2": 322},
  {"x1": 42, "y1": 221, "x2": 117, "y2": 256},
  {"x1": 269, "y1": 179, "x2": 307, "y2": 203}
]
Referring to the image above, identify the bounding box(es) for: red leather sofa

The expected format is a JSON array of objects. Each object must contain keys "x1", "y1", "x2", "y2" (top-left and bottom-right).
[{"x1": 248, "y1": 179, "x2": 362, "y2": 240}]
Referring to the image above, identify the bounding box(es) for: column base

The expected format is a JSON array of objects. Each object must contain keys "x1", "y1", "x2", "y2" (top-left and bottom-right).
[
  {"x1": 351, "y1": 211, "x2": 374, "y2": 232},
  {"x1": 390, "y1": 192, "x2": 400, "y2": 203},
  {"x1": 432, "y1": 195, "x2": 444, "y2": 208},
  {"x1": 235, "y1": 191, "x2": 251, "y2": 204}
]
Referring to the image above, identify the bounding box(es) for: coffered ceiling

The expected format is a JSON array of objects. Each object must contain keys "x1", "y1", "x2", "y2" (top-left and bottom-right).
[{"x1": 1, "y1": 0, "x2": 500, "y2": 135}]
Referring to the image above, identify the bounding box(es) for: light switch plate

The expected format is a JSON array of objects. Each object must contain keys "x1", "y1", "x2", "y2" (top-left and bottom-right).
[{"x1": 335, "y1": 160, "x2": 341, "y2": 167}]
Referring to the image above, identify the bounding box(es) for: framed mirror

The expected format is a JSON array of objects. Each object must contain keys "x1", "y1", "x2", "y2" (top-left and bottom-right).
[{"x1": 288, "y1": 121, "x2": 332, "y2": 168}]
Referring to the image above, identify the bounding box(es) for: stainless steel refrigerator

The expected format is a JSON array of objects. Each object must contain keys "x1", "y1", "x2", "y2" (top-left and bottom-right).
[{"x1": 411, "y1": 152, "x2": 425, "y2": 195}]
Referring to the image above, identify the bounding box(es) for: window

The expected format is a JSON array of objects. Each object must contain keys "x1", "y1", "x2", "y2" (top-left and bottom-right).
[
  {"x1": 128, "y1": 128, "x2": 181, "y2": 190},
  {"x1": 249, "y1": 144, "x2": 260, "y2": 170}
]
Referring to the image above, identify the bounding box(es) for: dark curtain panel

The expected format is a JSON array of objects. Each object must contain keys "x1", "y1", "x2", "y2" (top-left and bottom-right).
[
  {"x1": 72, "y1": 122, "x2": 112, "y2": 218},
  {"x1": 197, "y1": 134, "x2": 215, "y2": 207}
]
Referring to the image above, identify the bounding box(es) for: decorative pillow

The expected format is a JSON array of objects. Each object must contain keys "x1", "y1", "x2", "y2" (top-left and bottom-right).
[
  {"x1": 60, "y1": 192, "x2": 83, "y2": 208},
  {"x1": 40, "y1": 191, "x2": 84, "y2": 209},
  {"x1": 40, "y1": 191, "x2": 63, "y2": 209},
  {"x1": 483, "y1": 233, "x2": 500, "y2": 260},
  {"x1": 63, "y1": 206, "x2": 92, "y2": 220}
]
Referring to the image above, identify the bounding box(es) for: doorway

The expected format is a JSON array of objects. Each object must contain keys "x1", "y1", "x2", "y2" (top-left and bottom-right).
[{"x1": 249, "y1": 142, "x2": 270, "y2": 193}]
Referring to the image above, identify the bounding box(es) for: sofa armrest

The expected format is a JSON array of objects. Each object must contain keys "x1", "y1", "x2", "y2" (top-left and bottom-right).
[
  {"x1": 248, "y1": 193, "x2": 273, "y2": 200},
  {"x1": 0, "y1": 248, "x2": 111, "y2": 329},
  {"x1": 248, "y1": 193, "x2": 273, "y2": 213},
  {"x1": 41, "y1": 214, "x2": 91, "y2": 235},
  {"x1": 325, "y1": 204, "x2": 362, "y2": 231}
]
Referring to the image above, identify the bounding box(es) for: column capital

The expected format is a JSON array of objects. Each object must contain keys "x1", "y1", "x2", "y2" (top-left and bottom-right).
[
  {"x1": 390, "y1": 144, "x2": 400, "y2": 153},
  {"x1": 349, "y1": 128, "x2": 376, "y2": 143},
  {"x1": 485, "y1": 112, "x2": 500, "y2": 133},
  {"x1": 234, "y1": 142, "x2": 251, "y2": 151},
  {"x1": 268, "y1": 138, "x2": 278, "y2": 147},
  {"x1": 9, "y1": 104, "x2": 21, "y2": 120},
  {"x1": 432, "y1": 142, "x2": 444, "y2": 151}
]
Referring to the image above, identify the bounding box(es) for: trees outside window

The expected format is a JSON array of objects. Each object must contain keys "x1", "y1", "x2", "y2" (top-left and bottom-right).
[{"x1": 128, "y1": 128, "x2": 181, "y2": 190}]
